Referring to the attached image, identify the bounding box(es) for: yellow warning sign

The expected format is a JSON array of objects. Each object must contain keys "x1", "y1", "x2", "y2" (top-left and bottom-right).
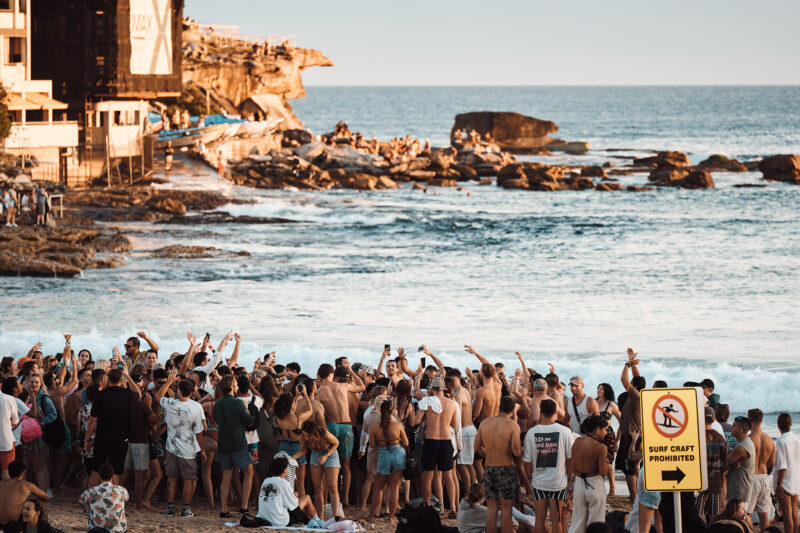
[{"x1": 640, "y1": 387, "x2": 707, "y2": 492}]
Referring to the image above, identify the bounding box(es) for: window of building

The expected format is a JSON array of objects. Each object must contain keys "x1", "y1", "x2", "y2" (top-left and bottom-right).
[
  {"x1": 0, "y1": 1, "x2": 11, "y2": 11},
  {"x1": 98, "y1": 111, "x2": 106, "y2": 128},
  {"x1": 25, "y1": 109, "x2": 44, "y2": 123},
  {"x1": 113, "y1": 110, "x2": 121, "y2": 126},
  {"x1": 7, "y1": 37, "x2": 24, "y2": 64},
  {"x1": 19, "y1": 0, "x2": 26, "y2": 13},
  {"x1": 134, "y1": 110, "x2": 140, "y2": 125}
]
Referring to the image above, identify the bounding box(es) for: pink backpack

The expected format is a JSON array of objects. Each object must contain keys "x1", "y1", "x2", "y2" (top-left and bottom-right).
[{"x1": 20, "y1": 414, "x2": 42, "y2": 443}]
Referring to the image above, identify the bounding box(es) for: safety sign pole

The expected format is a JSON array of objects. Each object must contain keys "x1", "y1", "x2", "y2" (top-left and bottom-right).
[{"x1": 673, "y1": 492, "x2": 682, "y2": 533}]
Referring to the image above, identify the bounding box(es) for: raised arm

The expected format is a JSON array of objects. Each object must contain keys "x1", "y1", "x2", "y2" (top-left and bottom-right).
[
  {"x1": 155, "y1": 369, "x2": 179, "y2": 404},
  {"x1": 138, "y1": 331, "x2": 159, "y2": 352},
  {"x1": 515, "y1": 351, "x2": 530, "y2": 387},
  {"x1": 621, "y1": 347, "x2": 641, "y2": 394},
  {"x1": 396, "y1": 347, "x2": 419, "y2": 378},
  {"x1": 347, "y1": 366, "x2": 366, "y2": 393},
  {"x1": 227, "y1": 333, "x2": 242, "y2": 368},
  {"x1": 26, "y1": 342, "x2": 43, "y2": 359},
  {"x1": 422, "y1": 345, "x2": 446, "y2": 373},
  {"x1": 377, "y1": 345, "x2": 390, "y2": 377},
  {"x1": 465, "y1": 345, "x2": 490, "y2": 366},
  {"x1": 119, "y1": 360, "x2": 141, "y2": 399}
]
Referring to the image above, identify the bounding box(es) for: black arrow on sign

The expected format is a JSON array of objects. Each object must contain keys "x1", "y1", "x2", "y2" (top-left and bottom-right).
[{"x1": 661, "y1": 467, "x2": 686, "y2": 483}]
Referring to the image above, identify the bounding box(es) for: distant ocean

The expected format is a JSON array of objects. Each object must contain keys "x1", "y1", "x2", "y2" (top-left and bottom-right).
[{"x1": 2, "y1": 86, "x2": 799, "y2": 425}]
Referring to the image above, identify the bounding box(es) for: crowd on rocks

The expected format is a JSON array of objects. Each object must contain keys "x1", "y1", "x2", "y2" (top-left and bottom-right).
[{"x1": 1, "y1": 334, "x2": 798, "y2": 533}]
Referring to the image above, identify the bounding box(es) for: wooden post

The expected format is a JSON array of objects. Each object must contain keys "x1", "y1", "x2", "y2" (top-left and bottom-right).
[
  {"x1": 128, "y1": 140, "x2": 133, "y2": 185},
  {"x1": 105, "y1": 133, "x2": 111, "y2": 188}
]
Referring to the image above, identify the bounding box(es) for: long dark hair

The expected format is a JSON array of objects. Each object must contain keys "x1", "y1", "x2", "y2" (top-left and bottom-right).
[
  {"x1": 395, "y1": 379, "x2": 411, "y2": 418},
  {"x1": 301, "y1": 420, "x2": 326, "y2": 441},
  {"x1": 259, "y1": 374, "x2": 280, "y2": 411},
  {"x1": 25, "y1": 496, "x2": 48, "y2": 524},
  {"x1": 379, "y1": 399, "x2": 393, "y2": 435},
  {"x1": 273, "y1": 392, "x2": 294, "y2": 419},
  {"x1": 598, "y1": 383, "x2": 615, "y2": 403}
]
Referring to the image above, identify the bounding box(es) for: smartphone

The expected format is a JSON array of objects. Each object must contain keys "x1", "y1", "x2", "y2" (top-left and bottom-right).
[
  {"x1": 418, "y1": 346, "x2": 425, "y2": 352},
  {"x1": 421, "y1": 357, "x2": 426, "y2": 368},
  {"x1": 384, "y1": 343, "x2": 390, "y2": 352},
  {"x1": 117, "y1": 361, "x2": 124, "y2": 369}
]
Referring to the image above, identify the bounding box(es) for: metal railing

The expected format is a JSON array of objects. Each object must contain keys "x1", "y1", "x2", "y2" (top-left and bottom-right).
[{"x1": 192, "y1": 23, "x2": 296, "y2": 49}]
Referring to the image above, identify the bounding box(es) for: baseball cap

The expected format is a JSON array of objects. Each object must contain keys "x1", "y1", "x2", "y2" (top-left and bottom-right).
[
  {"x1": 430, "y1": 377, "x2": 446, "y2": 391},
  {"x1": 705, "y1": 407, "x2": 715, "y2": 421},
  {"x1": 569, "y1": 376, "x2": 583, "y2": 386}
]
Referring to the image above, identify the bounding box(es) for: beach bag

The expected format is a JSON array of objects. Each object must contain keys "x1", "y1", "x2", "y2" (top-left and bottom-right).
[
  {"x1": 395, "y1": 499, "x2": 442, "y2": 533},
  {"x1": 21, "y1": 414, "x2": 43, "y2": 443},
  {"x1": 244, "y1": 396, "x2": 259, "y2": 432},
  {"x1": 40, "y1": 395, "x2": 68, "y2": 448},
  {"x1": 605, "y1": 510, "x2": 629, "y2": 533},
  {"x1": 403, "y1": 452, "x2": 422, "y2": 479}
]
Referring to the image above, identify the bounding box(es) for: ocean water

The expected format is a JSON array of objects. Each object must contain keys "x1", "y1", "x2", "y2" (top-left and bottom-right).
[{"x1": 2, "y1": 87, "x2": 799, "y2": 425}]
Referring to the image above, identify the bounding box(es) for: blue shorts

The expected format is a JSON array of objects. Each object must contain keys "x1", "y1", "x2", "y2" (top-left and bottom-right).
[
  {"x1": 279, "y1": 440, "x2": 306, "y2": 466},
  {"x1": 310, "y1": 449, "x2": 340, "y2": 469},
  {"x1": 377, "y1": 445, "x2": 406, "y2": 475},
  {"x1": 326, "y1": 423, "x2": 354, "y2": 461},
  {"x1": 216, "y1": 448, "x2": 252, "y2": 471},
  {"x1": 638, "y1": 484, "x2": 661, "y2": 509}
]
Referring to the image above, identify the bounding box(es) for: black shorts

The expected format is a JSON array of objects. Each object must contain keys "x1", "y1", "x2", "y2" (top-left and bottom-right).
[
  {"x1": 288, "y1": 506, "x2": 310, "y2": 525},
  {"x1": 615, "y1": 433, "x2": 636, "y2": 476},
  {"x1": 92, "y1": 439, "x2": 128, "y2": 476},
  {"x1": 421, "y1": 438, "x2": 454, "y2": 472}
]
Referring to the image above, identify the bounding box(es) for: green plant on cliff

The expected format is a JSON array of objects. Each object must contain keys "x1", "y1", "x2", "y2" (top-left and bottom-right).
[{"x1": 0, "y1": 83, "x2": 12, "y2": 143}]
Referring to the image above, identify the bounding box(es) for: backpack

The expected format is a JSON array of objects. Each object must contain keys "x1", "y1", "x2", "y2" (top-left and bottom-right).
[
  {"x1": 244, "y1": 396, "x2": 259, "y2": 432},
  {"x1": 21, "y1": 414, "x2": 43, "y2": 443},
  {"x1": 395, "y1": 499, "x2": 443, "y2": 533},
  {"x1": 605, "y1": 510, "x2": 629, "y2": 533}
]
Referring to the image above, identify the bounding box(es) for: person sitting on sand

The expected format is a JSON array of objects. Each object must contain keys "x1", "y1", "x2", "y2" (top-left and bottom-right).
[
  {"x1": 79, "y1": 463, "x2": 129, "y2": 533},
  {"x1": 255, "y1": 456, "x2": 325, "y2": 529},
  {"x1": 3, "y1": 496, "x2": 59, "y2": 533},
  {"x1": 0, "y1": 462, "x2": 49, "y2": 527}
]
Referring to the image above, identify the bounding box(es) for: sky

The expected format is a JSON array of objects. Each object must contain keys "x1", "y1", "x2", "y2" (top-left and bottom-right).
[{"x1": 184, "y1": 0, "x2": 800, "y2": 86}]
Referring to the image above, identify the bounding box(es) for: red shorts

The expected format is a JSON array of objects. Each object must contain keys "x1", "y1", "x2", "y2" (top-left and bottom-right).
[{"x1": 0, "y1": 448, "x2": 15, "y2": 470}]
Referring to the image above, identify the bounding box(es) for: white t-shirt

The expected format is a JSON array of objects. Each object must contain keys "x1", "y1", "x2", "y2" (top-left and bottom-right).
[
  {"x1": 776, "y1": 432, "x2": 800, "y2": 495},
  {"x1": 0, "y1": 392, "x2": 20, "y2": 452},
  {"x1": 239, "y1": 394, "x2": 263, "y2": 445},
  {"x1": 160, "y1": 397, "x2": 205, "y2": 459},
  {"x1": 12, "y1": 398, "x2": 29, "y2": 446},
  {"x1": 523, "y1": 422, "x2": 574, "y2": 491},
  {"x1": 257, "y1": 476, "x2": 299, "y2": 527}
]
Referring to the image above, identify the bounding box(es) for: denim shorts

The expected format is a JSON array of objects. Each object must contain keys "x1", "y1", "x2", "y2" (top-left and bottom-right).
[
  {"x1": 377, "y1": 445, "x2": 406, "y2": 475},
  {"x1": 638, "y1": 484, "x2": 662, "y2": 509},
  {"x1": 310, "y1": 449, "x2": 340, "y2": 469},
  {"x1": 216, "y1": 448, "x2": 252, "y2": 471},
  {"x1": 279, "y1": 440, "x2": 306, "y2": 466}
]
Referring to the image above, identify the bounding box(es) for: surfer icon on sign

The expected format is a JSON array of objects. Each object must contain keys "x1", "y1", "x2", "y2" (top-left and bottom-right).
[{"x1": 651, "y1": 395, "x2": 688, "y2": 438}]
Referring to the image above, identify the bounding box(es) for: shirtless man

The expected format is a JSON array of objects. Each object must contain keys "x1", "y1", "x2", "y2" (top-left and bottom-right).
[
  {"x1": 746, "y1": 408, "x2": 775, "y2": 532},
  {"x1": 316, "y1": 363, "x2": 365, "y2": 506},
  {"x1": 376, "y1": 346, "x2": 401, "y2": 392},
  {"x1": 545, "y1": 365, "x2": 567, "y2": 421},
  {"x1": 527, "y1": 379, "x2": 550, "y2": 427},
  {"x1": 414, "y1": 377, "x2": 459, "y2": 516},
  {"x1": 466, "y1": 346, "x2": 502, "y2": 426},
  {"x1": 569, "y1": 416, "x2": 609, "y2": 533},
  {"x1": 474, "y1": 395, "x2": 521, "y2": 533},
  {"x1": 0, "y1": 461, "x2": 49, "y2": 525}
]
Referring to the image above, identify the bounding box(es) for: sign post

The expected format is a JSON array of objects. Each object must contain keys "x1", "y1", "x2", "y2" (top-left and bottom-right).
[{"x1": 640, "y1": 387, "x2": 707, "y2": 533}]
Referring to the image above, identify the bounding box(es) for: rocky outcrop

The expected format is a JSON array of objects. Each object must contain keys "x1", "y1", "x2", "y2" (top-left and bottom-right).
[
  {"x1": 758, "y1": 154, "x2": 800, "y2": 184},
  {"x1": 633, "y1": 151, "x2": 691, "y2": 169},
  {"x1": 66, "y1": 188, "x2": 233, "y2": 222},
  {"x1": 181, "y1": 27, "x2": 333, "y2": 131},
  {"x1": 696, "y1": 155, "x2": 747, "y2": 172},
  {"x1": 0, "y1": 226, "x2": 132, "y2": 277},
  {"x1": 150, "y1": 245, "x2": 251, "y2": 259},
  {"x1": 452, "y1": 112, "x2": 558, "y2": 153},
  {"x1": 650, "y1": 169, "x2": 714, "y2": 189},
  {"x1": 581, "y1": 166, "x2": 607, "y2": 178}
]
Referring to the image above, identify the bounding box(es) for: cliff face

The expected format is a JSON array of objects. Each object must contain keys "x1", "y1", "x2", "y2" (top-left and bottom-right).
[{"x1": 180, "y1": 32, "x2": 333, "y2": 129}]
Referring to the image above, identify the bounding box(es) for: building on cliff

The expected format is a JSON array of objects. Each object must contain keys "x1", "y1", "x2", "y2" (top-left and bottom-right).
[
  {"x1": 28, "y1": 0, "x2": 184, "y2": 184},
  {"x1": 0, "y1": 0, "x2": 78, "y2": 170}
]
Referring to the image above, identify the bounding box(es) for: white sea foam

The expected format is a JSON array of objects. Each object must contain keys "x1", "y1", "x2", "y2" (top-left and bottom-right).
[
  {"x1": 2, "y1": 328, "x2": 798, "y2": 416},
  {"x1": 218, "y1": 198, "x2": 404, "y2": 226}
]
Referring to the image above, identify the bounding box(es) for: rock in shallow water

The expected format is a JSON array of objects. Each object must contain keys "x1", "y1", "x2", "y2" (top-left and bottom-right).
[
  {"x1": 759, "y1": 154, "x2": 800, "y2": 184},
  {"x1": 0, "y1": 250, "x2": 82, "y2": 277}
]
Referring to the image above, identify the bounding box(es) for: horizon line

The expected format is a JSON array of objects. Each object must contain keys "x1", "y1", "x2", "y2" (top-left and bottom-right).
[{"x1": 301, "y1": 83, "x2": 800, "y2": 88}]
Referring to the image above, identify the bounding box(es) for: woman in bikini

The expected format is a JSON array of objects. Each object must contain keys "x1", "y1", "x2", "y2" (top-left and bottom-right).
[
  {"x1": 274, "y1": 386, "x2": 312, "y2": 497},
  {"x1": 299, "y1": 420, "x2": 341, "y2": 521},
  {"x1": 596, "y1": 383, "x2": 621, "y2": 496},
  {"x1": 368, "y1": 400, "x2": 409, "y2": 524}
]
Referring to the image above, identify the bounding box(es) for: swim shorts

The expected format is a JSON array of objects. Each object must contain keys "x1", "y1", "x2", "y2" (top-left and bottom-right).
[
  {"x1": 458, "y1": 425, "x2": 477, "y2": 465},
  {"x1": 326, "y1": 423, "x2": 354, "y2": 462},
  {"x1": 421, "y1": 438, "x2": 454, "y2": 472},
  {"x1": 748, "y1": 473, "x2": 771, "y2": 513},
  {"x1": 532, "y1": 487, "x2": 569, "y2": 501},
  {"x1": 483, "y1": 465, "x2": 517, "y2": 500}
]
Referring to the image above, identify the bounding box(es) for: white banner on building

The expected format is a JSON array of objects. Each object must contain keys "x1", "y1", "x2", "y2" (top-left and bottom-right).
[{"x1": 129, "y1": 0, "x2": 172, "y2": 75}]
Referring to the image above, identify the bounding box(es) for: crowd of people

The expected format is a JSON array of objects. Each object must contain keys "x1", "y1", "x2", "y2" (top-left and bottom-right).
[
  {"x1": 0, "y1": 334, "x2": 798, "y2": 533},
  {"x1": 323, "y1": 121, "x2": 434, "y2": 165},
  {"x1": 452, "y1": 129, "x2": 498, "y2": 153},
  {"x1": 2, "y1": 184, "x2": 51, "y2": 228}
]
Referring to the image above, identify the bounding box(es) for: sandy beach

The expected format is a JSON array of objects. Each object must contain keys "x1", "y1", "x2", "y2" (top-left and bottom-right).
[{"x1": 44, "y1": 490, "x2": 633, "y2": 532}]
